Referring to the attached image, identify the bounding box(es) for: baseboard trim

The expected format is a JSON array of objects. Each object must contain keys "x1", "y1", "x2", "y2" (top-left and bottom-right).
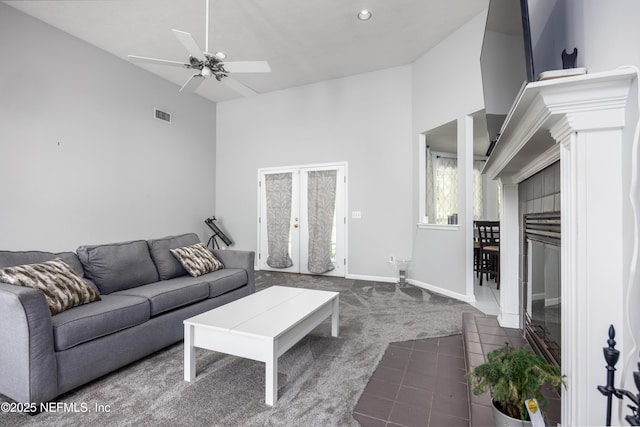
[
  {"x1": 345, "y1": 273, "x2": 397, "y2": 283},
  {"x1": 260, "y1": 271, "x2": 476, "y2": 305},
  {"x1": 408, "y1": 279, "x2": 476, "y2": 304}
]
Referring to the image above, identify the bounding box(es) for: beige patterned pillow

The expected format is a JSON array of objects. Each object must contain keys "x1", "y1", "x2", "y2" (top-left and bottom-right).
[
  {"x1": 0, "y1": 259, "x2": 101, "y2": 315},
  {"x1": 170, "y1": 243, "x2": 224, "y2": 277}
]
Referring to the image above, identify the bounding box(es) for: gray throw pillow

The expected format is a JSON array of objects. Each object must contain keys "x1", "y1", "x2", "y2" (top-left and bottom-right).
[
  {"x1": 170, "y1": 243, "x2": 224, "y2": 277},
  {"x1": 0, "y1": 258, "x2": 101, "y2": 315}
]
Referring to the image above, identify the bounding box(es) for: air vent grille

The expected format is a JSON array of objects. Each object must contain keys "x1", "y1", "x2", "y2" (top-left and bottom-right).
[{"x1": 154, "y1": 108, "x2": 171, "y2": 124}]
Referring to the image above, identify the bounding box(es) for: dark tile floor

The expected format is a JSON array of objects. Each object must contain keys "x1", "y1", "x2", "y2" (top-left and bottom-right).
[
  {"x1": 353, "y1": 313, "x2": 561, "y2": 427},
  {"x1": 463, "y1": 313, "x2": 561, "y2": 427},
  {"x1": 353, "y1": 334, "x2": 470, "y2": 427}
]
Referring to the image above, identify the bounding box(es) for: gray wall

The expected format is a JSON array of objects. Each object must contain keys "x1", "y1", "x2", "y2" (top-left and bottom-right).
[
  {"x1": 216, "y1": 66, "x2": 413, "y2": 278},
  {"x1": 410, "y1": 11, "x2": 487, "y2": 297},
  {"x1": 565, "y1": 0, "x2": 640, "y2": 73},
  {"x1": 0, "y1": 4, "x2": 217, "y2": 251}
]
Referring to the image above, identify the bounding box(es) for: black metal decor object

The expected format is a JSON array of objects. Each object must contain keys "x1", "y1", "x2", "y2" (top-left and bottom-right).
[
  {"x1": 598, "y1": 325, "x2": 623, "y2": 426},
  {"x1": 598, "y1": 325, "x2": 640, "y2": 426},
  {"x1": 205, "y1": 216, "x2": 233, "y2": 249},
  {"x1": 561, "y1": 48, "x2": 578, "y2": 69}
]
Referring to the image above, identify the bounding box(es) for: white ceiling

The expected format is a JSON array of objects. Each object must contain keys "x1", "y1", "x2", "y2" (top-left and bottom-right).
[{"x1": 5, "y1": 0, "x2": 488, "y2": 103}]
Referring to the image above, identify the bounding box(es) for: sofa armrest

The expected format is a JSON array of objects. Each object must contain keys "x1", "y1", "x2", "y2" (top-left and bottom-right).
[
  {"x1": 212, "y1": 250, "x2": 255, "y2": 294},
  {"x1": 0, "y1": 283, "x2": 57, "y2": 404}
]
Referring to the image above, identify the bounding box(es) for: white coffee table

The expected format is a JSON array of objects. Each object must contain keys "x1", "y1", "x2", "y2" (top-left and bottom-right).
[{"x1": 183, "y1": 285, "x2": 339, "y2": 405}]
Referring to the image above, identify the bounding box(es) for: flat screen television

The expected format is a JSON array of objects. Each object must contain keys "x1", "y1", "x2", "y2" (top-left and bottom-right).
[{"x1": 480, "y1": 0, "x2": 582, "y2": 155}]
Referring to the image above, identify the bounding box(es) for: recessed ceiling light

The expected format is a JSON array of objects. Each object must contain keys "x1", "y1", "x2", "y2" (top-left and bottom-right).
[
  {"x1": 214, "y1": 51, "x2": 227, "y2": 60},
  {"x1": 357, "y1": 10, "x2": 372, "y2": 21}
]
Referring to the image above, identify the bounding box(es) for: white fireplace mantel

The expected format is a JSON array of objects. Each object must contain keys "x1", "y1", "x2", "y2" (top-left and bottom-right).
[{"x1": 483, "y1": 68, "x2": 639, "y2": 426}]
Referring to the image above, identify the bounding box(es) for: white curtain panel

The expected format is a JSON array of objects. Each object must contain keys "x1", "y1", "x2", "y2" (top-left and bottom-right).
[
  {"x1": 435, "y1": 156, "x2": 458, "y2": 224},
  {"x1": 306, "y1": 170, "x2": 337, "y2": 274},
  {"x1": 265, "y1": 173, "x2": 294, "y2": 268},
  {"x1": 425, "y1": 147, "x2": 435, "y2": 223}
]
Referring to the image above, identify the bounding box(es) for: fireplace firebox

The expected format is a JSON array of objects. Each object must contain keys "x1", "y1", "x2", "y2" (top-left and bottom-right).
[{"x1": 524, "y1": 212, "x2": 561, "y2": 366}]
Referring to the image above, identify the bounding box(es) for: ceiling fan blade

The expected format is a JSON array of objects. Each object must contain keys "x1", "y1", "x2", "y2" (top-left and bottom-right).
[
  {"x1": 179, "y1": 74, "x2": 204, "y2": 93},
  {"x1": 128, "y1": 55, "x2": 190, "y2": 68},
  {"x1": 221, "y1": 77, "x2": 257, "y2": 97},
  {"x1": 223, "y1": 61, "x2": 271, "y2": 73},
  {"x1": 172, "y1": 29, "x2": 206, "y2": 62}
]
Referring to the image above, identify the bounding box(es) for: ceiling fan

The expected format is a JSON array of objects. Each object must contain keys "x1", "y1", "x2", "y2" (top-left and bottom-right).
[{"x1": 127, "y1": 0, "x2": 270, "y2": 97}]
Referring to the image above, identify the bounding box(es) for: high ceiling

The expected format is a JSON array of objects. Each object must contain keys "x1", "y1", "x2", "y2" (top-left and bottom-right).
[{"x1": 5, "y1": 0, "x2": 488, "y2": 103}]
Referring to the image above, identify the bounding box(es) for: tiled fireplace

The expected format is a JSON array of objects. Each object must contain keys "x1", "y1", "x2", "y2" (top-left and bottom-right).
[
  {"x1": 482, "y1": 69, "x2": 639, "y2": 425},
  {"x1": 519, "y1": 164, "x2": 561, "y2": 366}
]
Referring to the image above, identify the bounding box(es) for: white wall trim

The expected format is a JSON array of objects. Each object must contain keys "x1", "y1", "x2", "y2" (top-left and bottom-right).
[
  {"x1": 345, "y1": 273, "x2": 396, "y2": 283},
  {"x1": 344, "y1": 274, "x2": 477, "y2": 304},
  {"x1": 416, "y1": 224, "x2": 460, "y2": 230},
  {"x1": 408, "y1": 278, "x2": 476, "y2": 304},
  {"x1": 511, "y1": 145, "x2": 560, "y2": 184}
]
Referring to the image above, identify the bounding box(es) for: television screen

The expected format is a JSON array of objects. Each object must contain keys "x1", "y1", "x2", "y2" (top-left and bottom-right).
[
  {"x1": 480, "y1": 0, "x2": 574, "y2": 154},
  {"x1": 480, "y1": 0, "x2": 531, "y2": 153}
]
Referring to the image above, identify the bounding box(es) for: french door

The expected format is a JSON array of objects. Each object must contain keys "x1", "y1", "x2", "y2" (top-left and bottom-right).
[{"x1": 258, "y1": 163, "x2": 346, "y2": 277}]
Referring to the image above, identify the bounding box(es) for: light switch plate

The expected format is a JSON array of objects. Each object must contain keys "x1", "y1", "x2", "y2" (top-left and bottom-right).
[{"x1": 351, "y1": 211, "x2": 362, "y2": 219}]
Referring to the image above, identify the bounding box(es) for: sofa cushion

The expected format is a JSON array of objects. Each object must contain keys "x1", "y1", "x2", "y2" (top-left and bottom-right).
[
  {"x1": 0, "y1": 249, "x2": 100, "y2": 294},
  {"x1": 77, "y1": 240, "x2": 159, "y2": 294},
  {"x1": 0, "y1": 250, "x2": 84, "y2": 274},
  {"x1": 0, "y1": 259, "x2": 102, "y2": 316},
  {"x1": 147, "y1": 233, "x2": 200, "y2": 280},
  {"x1": 52, "y1": 294, "x2": 150, "y2": 351},
  {"x1": 113, "y1": 277, "x2": 210, "y2": 316},
  {"x1": 200, "y1": 268, "x2": 248, "y2": 298},
  {"x1": 170, "y1": 243, "x2": 224, "y2": 277}
]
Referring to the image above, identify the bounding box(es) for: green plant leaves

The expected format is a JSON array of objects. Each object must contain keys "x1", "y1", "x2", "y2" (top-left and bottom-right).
[{"x1": 466, "y1": 343, "x2": 565, "y2": 421}]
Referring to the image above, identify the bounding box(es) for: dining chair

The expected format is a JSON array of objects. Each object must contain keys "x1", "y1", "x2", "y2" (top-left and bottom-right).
[{"x1": 476, "y1": 220, "x2": 500, "y2": 288}]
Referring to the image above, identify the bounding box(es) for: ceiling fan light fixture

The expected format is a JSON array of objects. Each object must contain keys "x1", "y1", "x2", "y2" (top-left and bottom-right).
[
  {"x1": 127, "y1": 0, "x2": 269, "y2": 97},
  {"x1": 357, "y1": 10, "x2": 372, "y2": 21}
]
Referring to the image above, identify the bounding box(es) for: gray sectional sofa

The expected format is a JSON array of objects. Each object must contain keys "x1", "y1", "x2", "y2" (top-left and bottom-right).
[{"x1": 0, "y1": 232, "x2": 255, "y2": 405}]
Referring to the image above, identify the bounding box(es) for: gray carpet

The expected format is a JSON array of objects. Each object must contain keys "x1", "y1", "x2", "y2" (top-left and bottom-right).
[{"x1": 1, "y1": 272, "x2": 478, "y2": 427}]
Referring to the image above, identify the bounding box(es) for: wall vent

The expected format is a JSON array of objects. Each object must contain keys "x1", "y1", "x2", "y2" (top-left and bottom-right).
[{"x1": 154, "y1": 108, "x2": 171, "y2": 124}]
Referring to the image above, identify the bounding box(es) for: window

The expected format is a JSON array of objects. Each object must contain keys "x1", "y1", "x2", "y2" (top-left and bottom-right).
[
  {"x1": 419, "y1": 114, "x2": 493, "y2": 226},
  {"x1": 422, "y1": 120, "x2": 458, "y2": 225},
  {"x1": 431, "y1": 152, "x2": 458, "y2": 224}
]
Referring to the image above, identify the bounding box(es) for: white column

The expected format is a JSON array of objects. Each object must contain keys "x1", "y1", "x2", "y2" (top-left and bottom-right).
[
  {"x1": 498, "y1": 180, "x2": 520, "y2": 328},
  {"x1": 461, "y1": 115, "x2": 476, "y2": 300},
  {"x1": 551, "y1": 115, "x2": 626, "y2": 427}
]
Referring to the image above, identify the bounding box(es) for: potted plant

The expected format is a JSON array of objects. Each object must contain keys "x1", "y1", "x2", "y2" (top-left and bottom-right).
[{"x1": 467, "y1": 343, "x2": 565, "y2": 426}]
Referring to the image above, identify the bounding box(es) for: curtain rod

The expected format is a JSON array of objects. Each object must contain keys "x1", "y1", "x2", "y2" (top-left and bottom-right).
[
  {"x1": 427, "y1": 146, "x2": 487, "y2": 161},
  {"x1": 434, "y1": 155, "x2": 486, "y2": 161}
]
